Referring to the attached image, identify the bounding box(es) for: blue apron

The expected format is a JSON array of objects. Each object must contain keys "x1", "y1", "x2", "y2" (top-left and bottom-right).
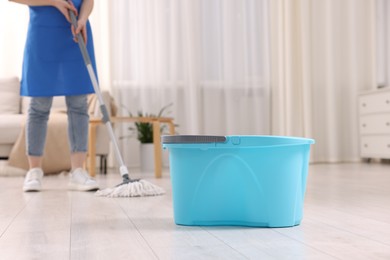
[{"x1": 21, "y1": 0, "x2": 97, "y2": 97}]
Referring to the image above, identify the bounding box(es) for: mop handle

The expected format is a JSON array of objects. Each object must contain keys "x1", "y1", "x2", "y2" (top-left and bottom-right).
[
  {"x1": 68, "y1": 12, "x2": 91, "y2": 65},
  {"x1": 68, "y1": 8, "x2": 130, "y2": 178}
]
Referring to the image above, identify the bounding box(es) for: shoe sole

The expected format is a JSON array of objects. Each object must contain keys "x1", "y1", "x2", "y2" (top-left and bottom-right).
[
  {"x1": 23, "y1": 185, "x2": 41, "y2": 192},
  {"x1": 68, "y1": 183, "x2": 99, "y2": 191}
]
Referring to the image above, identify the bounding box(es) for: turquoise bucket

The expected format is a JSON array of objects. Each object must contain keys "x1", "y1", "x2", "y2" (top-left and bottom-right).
[{"x1": 162, "y1": 135, "x2": 315, "y2": 228}]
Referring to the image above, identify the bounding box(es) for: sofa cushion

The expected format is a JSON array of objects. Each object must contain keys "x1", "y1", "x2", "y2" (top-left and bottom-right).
[
  {"x1": 0, "y1": 77, "x2": 20, "y2": 114},
  {"x1": 0, "y1": 114, "x2": 25, "y2": 144}
]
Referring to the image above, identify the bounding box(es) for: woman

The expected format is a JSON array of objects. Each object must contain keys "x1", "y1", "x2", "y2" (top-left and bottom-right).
[{"x1": 9, "y1": 0, "x2": 99, "y2": 192}]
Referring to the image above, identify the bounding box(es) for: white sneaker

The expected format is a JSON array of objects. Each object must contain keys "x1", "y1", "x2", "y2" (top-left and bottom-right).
[
  {"x1": 68, "y1": 168, "x2": 99, "y2": 191},
  {"x1": 23, "y1": 168, "x2": 44, "y2": 192}
]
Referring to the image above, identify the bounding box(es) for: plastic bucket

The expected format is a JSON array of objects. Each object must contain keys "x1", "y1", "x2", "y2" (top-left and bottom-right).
[{"x1": 162, "y1": 135, "x2": 315, "y2": 228}]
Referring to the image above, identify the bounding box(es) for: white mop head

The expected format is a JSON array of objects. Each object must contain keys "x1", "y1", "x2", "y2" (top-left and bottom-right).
[{"x1": 95, "y1": 179, "x2": 165, "y2": 198}]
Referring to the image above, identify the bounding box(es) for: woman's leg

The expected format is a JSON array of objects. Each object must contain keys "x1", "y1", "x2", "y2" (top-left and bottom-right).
[
  {"x1": 66, "y1": 94, "x2": 89, "y2": 168},
  {"x1": 66, "y1": 95, "x2": 98, "y2": 191},
  {"x1": 26, "y1": 97, "x2": 53, "y2": 161},
  {"x1": 23, "y1": 97, "x2": 53, "y2": 191}
]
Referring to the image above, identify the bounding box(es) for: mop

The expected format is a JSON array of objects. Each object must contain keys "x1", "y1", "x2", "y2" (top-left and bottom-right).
[{"x1": 68, "y1": 7, "x2": 165, "y2": 198}]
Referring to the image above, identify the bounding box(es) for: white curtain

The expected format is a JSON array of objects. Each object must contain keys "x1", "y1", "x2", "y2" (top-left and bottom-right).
[
  {"x1": 0, "y1": 2, "x2": 28, "y2": 79},
  {"x1": 110, "y1": 0, "x2": 271, "y2": 167},
  {"x1": 88, "y1": 1, "x2": 111, "y2": 90},
  {"x1": 377, "y1": 0, "x2": 390, "y2": 87},
  {"x1": 270, "y1": 0, "x2": 376, "y2": 162}
]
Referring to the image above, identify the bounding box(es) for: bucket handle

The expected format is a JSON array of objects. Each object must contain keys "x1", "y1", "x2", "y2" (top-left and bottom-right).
[{"x1": 162, "y1": 135, "x2": 227, "y2": 144}]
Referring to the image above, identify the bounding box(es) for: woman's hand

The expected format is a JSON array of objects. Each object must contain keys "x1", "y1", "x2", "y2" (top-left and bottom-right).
[
  {"x1": 71, "y1": 18, "x2": 88, "y2": 45},
  {"x1": 51, "y1": 0, "x2": 78, "y2": 23}
]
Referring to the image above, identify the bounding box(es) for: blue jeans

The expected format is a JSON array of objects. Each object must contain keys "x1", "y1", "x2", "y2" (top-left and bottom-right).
[{"x1": 26, "y1": 95, "x2": 89, "y2": 156}]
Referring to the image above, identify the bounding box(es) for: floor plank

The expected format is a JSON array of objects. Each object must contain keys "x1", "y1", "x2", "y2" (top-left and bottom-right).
[
  {"x1": 275, "y1": 219, "x2": 390, "y2": 260},
  {"x1": 202, "y1": 226, "x2": 337, "y2": 260},
  {"x1": 0, "y1": 163, "x2": 389, "y2": 259},
  {"x1": 0, "y1": 177, "x2": 72, "y2": 260},
  {"x1": 70, "y1": 192, "x2": 158, "y2": 260}
]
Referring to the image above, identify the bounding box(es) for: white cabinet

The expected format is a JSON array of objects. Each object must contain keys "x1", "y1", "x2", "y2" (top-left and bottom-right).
[{"x1": 358, "y1": 89, "x2": 390, "y2": 159}]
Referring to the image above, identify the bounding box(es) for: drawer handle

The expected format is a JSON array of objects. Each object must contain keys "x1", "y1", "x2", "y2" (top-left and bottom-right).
[
  {"x1": 387, "y1": 100, "x2": 390, "y2": 104},
  {"x1": 362, "y1": 123, "x2": 366, "y2": 127},
  {"x1": 387, "y1": 122, "x2": 390, "y2": 126},
  {"x1": 362, "y1": 103, "x2": 366, "y2": 107},
  {"x1": 388, "y1": 144, "x2": 390, "y2": 148},
  {"x1": 364, "y1": 144, "x2": 368, "y2": 148}
]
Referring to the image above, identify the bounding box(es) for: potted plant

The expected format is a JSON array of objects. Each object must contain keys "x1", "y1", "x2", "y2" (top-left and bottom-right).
[{"x1": 121, "y1": 103, "x2": 176, "y2": 172}]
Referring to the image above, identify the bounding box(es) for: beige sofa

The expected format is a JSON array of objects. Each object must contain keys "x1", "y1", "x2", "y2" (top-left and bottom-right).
[
  {"x1": 0, "y1": 77, "x2": 112, "y2": 173},
  {"x1": 0, "y1": 77, "x2": 24, "y2": 158}
]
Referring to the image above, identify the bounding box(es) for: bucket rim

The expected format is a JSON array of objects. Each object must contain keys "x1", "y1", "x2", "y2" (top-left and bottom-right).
[{"x1": 162, "y1": 135, "x2": 315, "y2": 145}]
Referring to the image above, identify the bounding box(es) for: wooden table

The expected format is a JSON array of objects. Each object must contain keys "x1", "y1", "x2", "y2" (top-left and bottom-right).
[{"x1": 88, "y1": 116, "x2": 175, "y2": 178}]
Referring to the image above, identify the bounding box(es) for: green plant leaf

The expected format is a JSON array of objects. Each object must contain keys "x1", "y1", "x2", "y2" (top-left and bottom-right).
[{"x1": 120, "y1": 103, "x2": 177, "y2": 143}]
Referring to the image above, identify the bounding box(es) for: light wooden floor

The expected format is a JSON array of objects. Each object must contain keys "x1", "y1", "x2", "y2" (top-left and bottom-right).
[{"x1": 0, "y1": 163, "x2": 389, "y2": 260}]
